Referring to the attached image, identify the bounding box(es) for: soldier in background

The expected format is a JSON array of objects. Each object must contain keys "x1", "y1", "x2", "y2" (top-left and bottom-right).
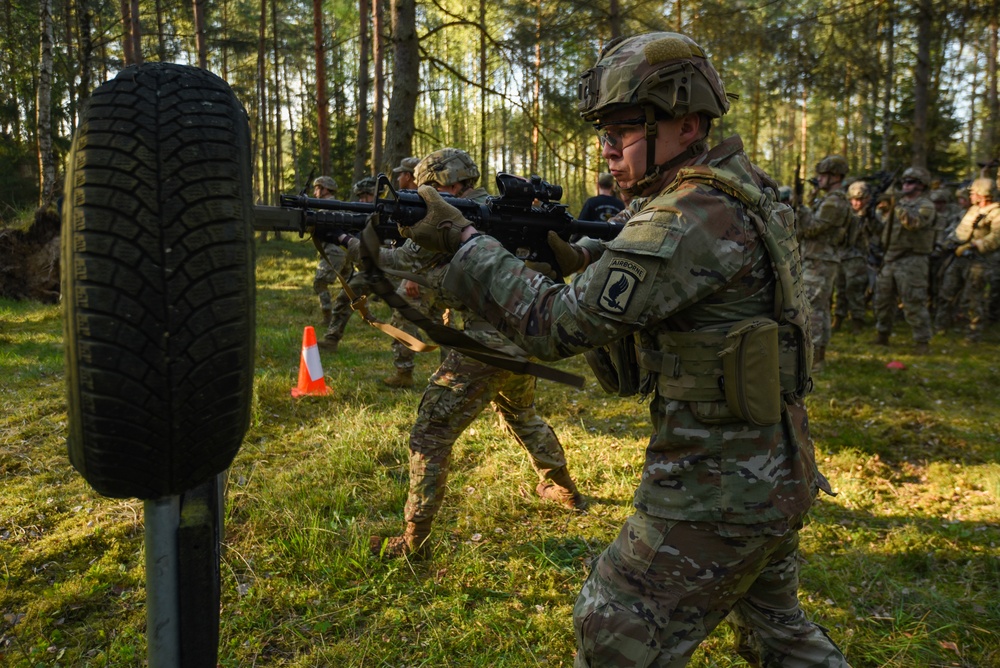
[
  {"x1": 578, "y1": 172, "x2": 626, "y2": 221},
  {"x1": 934, "y1": 178, "x2": 1000, "y2": 342},
  {"x1": 800, "y1": 155, "x2": 851, "y2": 371},
  {"x1": 393, "y1": 156, "x2": 420, "y2": 190},
  {"x1": 318, "y1": 177, "x2": 381, "y2": 352},
  {"x1": 873, "y1": 166, "x2": 936, "y2": 353},
  {"x1": 310, "y1": 175, "x2": 349, "y2": 328},
  {"x1": 834, "y1": 180, "x2": 875, "y2": 333},
  {"x1": 929, "y1": 188, "x2": 960, "y2": 317},
  {"x1": 370, "y1": 148, "x2": 583, "y2": 558}
]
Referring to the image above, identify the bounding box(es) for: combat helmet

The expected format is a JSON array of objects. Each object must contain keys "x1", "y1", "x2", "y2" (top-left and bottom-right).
[
  {"x1": 929, "y1": 188, "x2": 951, "y2": 203},
  {"x1": 352, "y1": 176, "x2": 378, "y2": 198},
  {"x1": 970, "y1": 177, "x2": 995, "y2": 198},
  {"x1": 578, "y1": 32, "x2": 731, "y2": 122},
  {"x1": 901, "y1": 166, "x2": 931, "y2": 187},
  {"x1": 847, "y1": 180, "x2": 870, "y2": 199},
  {"x1": 577, "y1": 32, "x2": 732, "y2": 196},
  {"x1": 414, "y1": 148, "x2": 480, "y2": 188},
  {"x1": 816, "y1": 155, "x2": 849, "y2": 177},
  {"x1": 313, "y1": 175, "x2": 337, "y2": 192},
  {"x1": 777, "y1": 185, "x2": 792, "y2": 202}
]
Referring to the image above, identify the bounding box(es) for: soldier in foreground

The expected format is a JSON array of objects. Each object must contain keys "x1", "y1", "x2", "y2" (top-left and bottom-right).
[
  {"x1": 399, "y1": 32, "x2": 849, "y2": 667},
  {"x1": 872, "y1": 166, "x2": 936, "y2": 353}
]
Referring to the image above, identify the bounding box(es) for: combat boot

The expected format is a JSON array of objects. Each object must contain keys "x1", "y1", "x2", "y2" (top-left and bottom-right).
[
  {"x1": 536, "y1": 467, "x2": 587, "y2": 510},
  {"x1": 913, "y1": 341, "x2": 930, "y2": 354},
  {"x1": 317, "y1": 336, "x2": 338, "y2": 352},
  {"x1": 381, "y1": 369, "x2": 414, "y2": 389},
  {"x1": 872, "y1": 331, "x2": 890, "y2": 346},
  {"x1": 370, "y1": 519, "x2": 433, "y2": 560},
  {"x1": 811, "y1": 346, "x2": 825, "y2": 373}
]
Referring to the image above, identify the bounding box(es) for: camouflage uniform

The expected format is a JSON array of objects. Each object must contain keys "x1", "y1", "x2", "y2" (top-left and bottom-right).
[
  {"x1": 310, "y1": 177, "x2": 350, "y2": 323},
  {"x1": 934, "y1": 198, "x2": 1000, "y2": 341},
  {"x1": 801, "y1": 160, "x2": 851, "y2": 356},
  {"x1": 406, "y1": 33, "x2": 849, "y2": 666},
  {"x1": 373, "y1": 162, "x2": 582, "y2": 558},
  {"x1": 833, "y1": 209, "x2": 870, "y2": 328}
]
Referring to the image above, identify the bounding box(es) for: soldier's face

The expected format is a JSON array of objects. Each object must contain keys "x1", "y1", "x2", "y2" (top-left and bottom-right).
[
  {"x1": 598, "y1": 108, "x2": 691, "y2": 193},
  {"x1": 398, "y1": 172, "x2": 416, "y2": 190},
  {"x1": 850, "y1": 197, "x2": 866, "y2": 213}
]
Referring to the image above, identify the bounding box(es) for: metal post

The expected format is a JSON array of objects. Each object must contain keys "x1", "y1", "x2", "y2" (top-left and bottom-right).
[{"x1": 144, "y1": 495, "x2": 181, "y2": 668}]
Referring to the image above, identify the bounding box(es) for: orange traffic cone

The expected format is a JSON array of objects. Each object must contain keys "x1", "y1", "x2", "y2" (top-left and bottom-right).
[{"x1": 291, "y1": 326, "x2": 331, "y2": 397}]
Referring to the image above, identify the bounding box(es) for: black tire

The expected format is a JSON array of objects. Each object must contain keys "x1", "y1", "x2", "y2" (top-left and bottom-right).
[{"x1": 62, "y1": 63, "x2": 255, "y2": 499}]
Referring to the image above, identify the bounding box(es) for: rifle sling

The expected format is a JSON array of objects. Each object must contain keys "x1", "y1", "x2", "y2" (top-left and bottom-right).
[
  {"x1": 358, "y1": 221, "x2": 585, "y2": 388},
  {"x1": 311, "y1": 235, "x2": 437, "y2": 354}
]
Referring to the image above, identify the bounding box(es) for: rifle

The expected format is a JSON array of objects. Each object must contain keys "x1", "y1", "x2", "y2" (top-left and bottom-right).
[
  {"x1": 858, "y1": 168, "x2": 900, "y2": 271},
  {"x1": 253, "y1": 172, "x2": 625, "y2": 280}
]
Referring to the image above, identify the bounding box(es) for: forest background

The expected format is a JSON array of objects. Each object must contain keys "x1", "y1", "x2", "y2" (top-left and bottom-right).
[{"x1": 3, "y1": 0, "x2": 1000, "y2": 218}]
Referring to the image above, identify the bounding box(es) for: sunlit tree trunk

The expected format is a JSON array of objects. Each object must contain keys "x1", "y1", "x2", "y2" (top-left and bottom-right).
[
  {"x1": 155, "y1": 0, "x2": 166, "y2": 61},
  {"x1": 130, "y1": 0, "x2": 142, "y2": 64},
  {"x1": 985, "y1": 18, "x2": 998, "y2": 162},
  {"x1": 37, "y1": 0, "x2": 55, "y2": 205},
  {"x1": 530, "y1": 0, "x2": 541, "y2": 174},
  {"x1": 257, "y1": 0, "x2": 269, "y2": 202},
  {"x1": 478, "y1": 0, "x2": 487, "y2": 185},
  {"x1": 271, "y1": 0, "x2": 282, "y2": 194},
  {"x1": 880, "y1": 1, "x2": 894, "y2": 171},
  {"x1": 313, "y1": 0, "x2": 329, "y2": 174},
  {"x1": 193, "y1": 0, "x2": 207, "y2": 68}
]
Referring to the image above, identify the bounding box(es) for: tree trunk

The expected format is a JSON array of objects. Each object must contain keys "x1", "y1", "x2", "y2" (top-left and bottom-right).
[
  {"x1": 77, "y1": 0, "x2": 92, "y2": 119},
  {"x1": 271, "y1": 0, "x2": 282, "y2": 194},
  {"x1": 383, "y1": 0, "x2": 418, "y2": 175},
  {"x1": 530, "y1": 0, "x2": 541, "y2": 174},
  {"x1": 912, "y1": 0, "x2": 931, "y2": 169},
  {"x1": 609, "y1": 0, "x2": 621, "y2": 42},
  {"x1": 120, "y1": 0, "x2": 134, "y2": 65},
  {"x1": 353, "y1": 0, "x2": 371, "y2": 182},
  {"x1": 985, "y1": 18, "x2": 998, "y2": 162},
  {"x1": 257, "y1": 0, "x2": 269, "y2": 203},
  {"x1": 881, "y1": 1, "x2": 894, "y2": 171},
  {"x1": 37, "y1": 0, "x2": 55, "y2": 206},
  {"x1": 130, "y1": 0, "x2": 142, "y2": 64},
  {"x1": 479, "y1": 0, "x2": 487, "y2": 185},
  {"x1": 193, "y1": 0, "x2": 207, "y2": 68},
  {"x1": 155, "y1": 0, "x2": 165, "y2": 61},
  {"x1": 313, "y1": 0, "x2": 329, "y2": 174},
  {"x1": 372, "y1": 0, "x2": 385, "y2": 173}
]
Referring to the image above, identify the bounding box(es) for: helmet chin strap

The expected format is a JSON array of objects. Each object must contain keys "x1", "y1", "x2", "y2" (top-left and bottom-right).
[{"x1": 619, "y1": 106, "x2": 707, "y2": 198}]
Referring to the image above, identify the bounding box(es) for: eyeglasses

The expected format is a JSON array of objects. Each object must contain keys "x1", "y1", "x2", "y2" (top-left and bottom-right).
[
  {"x1": 593, "y1": 116, "x2": 647, "y2": 150},
  {"x1": 902, "y1": 178, "x2": 920, "y2": 185}
]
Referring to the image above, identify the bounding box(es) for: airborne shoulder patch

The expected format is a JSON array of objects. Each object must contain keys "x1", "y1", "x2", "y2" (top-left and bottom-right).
[{"x1": 599, "y1": 257, "x2": 646, "y2": 314}]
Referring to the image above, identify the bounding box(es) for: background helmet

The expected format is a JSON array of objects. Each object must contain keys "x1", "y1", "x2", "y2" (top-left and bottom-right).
[
  {"x1": 577, "y1": 32, "x2": 731, "y2": 122},
  {"x1": 847, "y1": 180, "x2": 870, "y2": 199},
  {"x1": 901, "y1": 166, "x2": 931, "y2": 187},
  {"x1": 970, "y1": 177, "x2": 995, "y2": 197},
  {"x1": 313, "y1": 175, "x2": 337, "y2": 192},
  {"x1": 928, "y1": 188, "x2": 951, "y2": 203},
  {"x1": 392, "y1": 156, "x2": 420, "y2": 175},
  {"x1": 352, "y1": 176, "x2": 378, "y2": 198},
  {"x1": 777, "y1": 185, "x2": 792, "y2": 202},
  {"x1": 815, "y1": 155, "x2": 849, "y2": 176},
  {"x1": 415, "y1": 148, "x2": 480, "y2": 188}
]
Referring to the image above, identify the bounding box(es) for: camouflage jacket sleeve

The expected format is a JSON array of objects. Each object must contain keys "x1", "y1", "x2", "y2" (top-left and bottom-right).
[
  {"x1": 801, "y1": 191, "x2": 850, "y2": 240},
  {"x1": 974, "y1": 205, "x2": 1000, "y2": 254},
  {"x1": 895, "y1": 196, "x2": 935, "y2": 231},
  {"x1": 441, "y1": 202, "x2": 752, "y2": 362},
  {"x1": 346, "y1": 237, "x2": 445, "y2": 273},
  {"x1": 574, "y1": 196, "x2": 649, "y2": 267}
]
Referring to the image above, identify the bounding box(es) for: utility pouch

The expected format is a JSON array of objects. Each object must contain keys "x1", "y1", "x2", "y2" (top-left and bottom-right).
[
  {"x1": 718, "y1": 318, "x2": 782, "y2": 426},
  {"x1": 584, "y1": 335, "x2": 642, "y2": 397}
]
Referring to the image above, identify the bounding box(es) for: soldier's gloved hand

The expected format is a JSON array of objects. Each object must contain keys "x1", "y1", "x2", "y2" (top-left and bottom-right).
[
  {"x1": 547, "y1": 230, "x2": 587, "y2": 276},
  {"x1": 955, "y1": 242, "x2": 974, "y2": 257},
  {"x1": 524, "y1": 261, "x2": 557, "y2": 280},
  {"x1": 400, "y1": 185, "x2": 472, "y2": 254}
]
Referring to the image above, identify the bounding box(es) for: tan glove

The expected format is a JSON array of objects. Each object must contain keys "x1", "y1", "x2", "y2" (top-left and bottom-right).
[
  {"x1": 547, "y1": 230, "x2": 587, "y2": 276},
  {"x1": 399, "y1": 185, "x2": 472, "y2": 254},
  {"x1": 955, "y1": 242, "x2": 974, "y2": 257},
  {"x1": 524, "y1": 261, "x2": 557, "y2": 280}
]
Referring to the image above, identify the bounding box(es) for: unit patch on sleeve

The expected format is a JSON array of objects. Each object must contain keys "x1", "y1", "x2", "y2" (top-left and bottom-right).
[{"x1": 599, "y1": 257, "x2": 647, "y2": 314}]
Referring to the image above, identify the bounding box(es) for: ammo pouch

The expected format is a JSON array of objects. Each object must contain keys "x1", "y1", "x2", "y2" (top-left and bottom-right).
[
  {"x1": 718, "y1": 318, "x2": 782, "y2": 426},
  {"x1": 637, "y1": 318, "x2": 792, "y2": 426},
  {"x1": 584, "y1": 334, "x2": 644, "y2": 397}
]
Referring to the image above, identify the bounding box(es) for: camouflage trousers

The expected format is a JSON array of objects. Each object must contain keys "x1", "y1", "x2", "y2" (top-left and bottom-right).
[
  {"x1": 323, "y1": 271, "x2": 371, "y2": 343},
  {"x1": 802, "y1": 258, "x2": 839, "y2": 348},
  {"x1": 874, "y1": 254, "x2": 931, "y2": 343},
  {"x1": 833, "y1": 256, "x2": 868, "y2": 322},
  {"x1": 989, "y1": 252, "x2": 1000, "y2": 323},
  {"x1": 573, "y1": 511, "x2": 850, "y2": 667},
  {"x1": 934, "y1": 255, "x2": 990, "y2": 341},
  {"x1": 404, "y1": 347, "x2": 568, "y2": 525},
  {"x1": 313, "y1": 242, "x2": 350, "y2": 315}
]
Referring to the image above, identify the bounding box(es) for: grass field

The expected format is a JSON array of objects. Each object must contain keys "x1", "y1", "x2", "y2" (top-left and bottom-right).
[{"x1": 1, "y1": 234, "x2": 998, "y2": 667}]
